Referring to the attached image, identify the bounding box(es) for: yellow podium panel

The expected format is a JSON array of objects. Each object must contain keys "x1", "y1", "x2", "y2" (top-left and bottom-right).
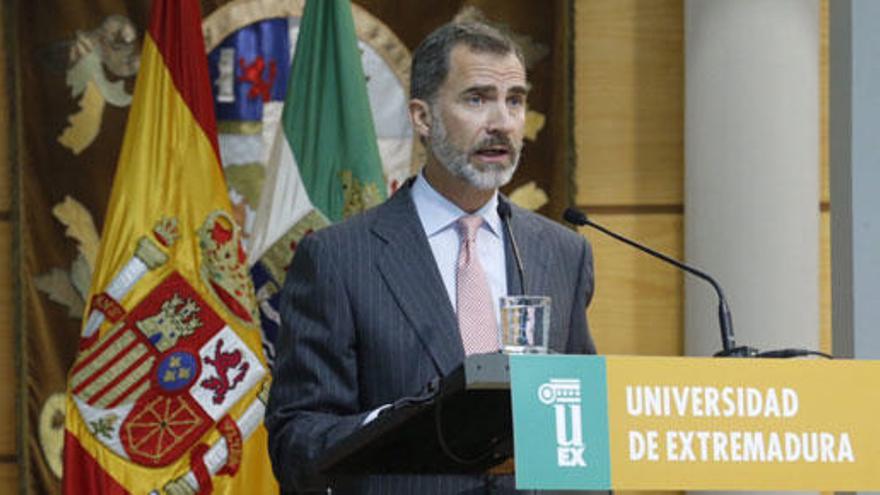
[{"x1": 605, "y1": 356, "x2": 880, "y2": 490}]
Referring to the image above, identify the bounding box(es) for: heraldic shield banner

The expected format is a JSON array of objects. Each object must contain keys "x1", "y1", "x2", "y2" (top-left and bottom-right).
[{"x1": 61, "y1": 0, "x2": 278, "y2": 493}]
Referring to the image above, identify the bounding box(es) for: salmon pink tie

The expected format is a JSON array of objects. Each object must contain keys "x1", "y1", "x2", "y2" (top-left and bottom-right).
[{"x1": 456, "y1": 215, "x2": 499, "y2": 355}]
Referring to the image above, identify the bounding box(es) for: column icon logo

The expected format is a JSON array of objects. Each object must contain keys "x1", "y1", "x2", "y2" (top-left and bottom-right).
[{"x1": 538, "y1": 378, "x2": 587, "y2": 467}]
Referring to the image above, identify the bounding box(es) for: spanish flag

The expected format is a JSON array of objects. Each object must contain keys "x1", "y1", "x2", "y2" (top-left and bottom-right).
[{"x1": 62, "y1": 0, "x2": 277, "y2": 493}]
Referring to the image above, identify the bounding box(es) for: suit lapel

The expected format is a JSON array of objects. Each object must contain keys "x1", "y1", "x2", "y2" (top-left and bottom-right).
[
  {"x1": 503, "y1": 200, "x2": 550, "y2": 297},
  {"x1": 371, "y1": 186, "x2": 465, "y2": 376}
]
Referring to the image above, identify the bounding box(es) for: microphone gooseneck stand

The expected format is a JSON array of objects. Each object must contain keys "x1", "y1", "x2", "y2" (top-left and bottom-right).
[{"x1": 563, "y1": 207, "x2": 831, "y2": 359}]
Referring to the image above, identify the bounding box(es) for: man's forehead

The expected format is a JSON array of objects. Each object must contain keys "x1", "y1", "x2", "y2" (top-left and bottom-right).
[{"x1": 445, "y1": 44, "x2": 527, "y2": 89}]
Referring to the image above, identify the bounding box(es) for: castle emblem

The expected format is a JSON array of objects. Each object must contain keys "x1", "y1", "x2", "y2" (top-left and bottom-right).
[{"x1": 135, "y1": 294, "x2": 203, "y2": 352}]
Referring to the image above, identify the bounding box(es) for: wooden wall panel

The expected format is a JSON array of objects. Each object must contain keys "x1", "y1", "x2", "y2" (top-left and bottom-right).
[
  {"x1": 574, "y1": 0, "x2": 684, "y2": 366},
  {"x1": 0, "y1": 3, "x2": 14, "y2": 488},
  {"x1": 574, "y1": 0, "x2": 683, "y2": 206},
  {"x1": 0, "y1": 222, "x2": 17, "y2": 455},
  {"x1": 0, "y1": 0, "x2": 9, "y2": 212},
  {"x1": 0, "y1": 462, "x2": 17, "y2": 493},
  {"x1": 0, "y1": 221, "x2": 12, "y2": 456},
  {"x1": 582, "y1": 213, "x2": 683, "y2": 357},
  {"x1": 0, "y1": 0, "x2": 13, "y2": 470},
  {"x1": 820, "y1": 210, "x2": 831, "y2": 354}
]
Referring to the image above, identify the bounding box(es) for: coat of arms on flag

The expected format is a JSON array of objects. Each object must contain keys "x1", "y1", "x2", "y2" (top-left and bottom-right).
[
  {"x1": 71, "y1": 270, "x2": 265, "y2": 469},
  {"x1": 203, "y1": 0, "x2": 417, "y2": 371},
  {"x1": 63, "y1": 0, "x2": 277, "y2": 493}
]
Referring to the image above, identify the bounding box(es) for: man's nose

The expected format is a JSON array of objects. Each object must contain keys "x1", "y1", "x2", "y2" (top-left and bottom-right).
[{"x1": 486, "y1": 102, "x2": 516, "y2": 135}]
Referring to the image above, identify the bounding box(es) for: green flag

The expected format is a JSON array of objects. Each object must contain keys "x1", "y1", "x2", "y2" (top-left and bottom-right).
[{"x1": 285, "y1": 0, "x2": 386, "y2": 222}]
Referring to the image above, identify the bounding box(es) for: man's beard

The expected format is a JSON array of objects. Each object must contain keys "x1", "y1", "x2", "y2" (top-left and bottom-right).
[{"x1": 428, "y1": 113, "x2": 521, "y2": 191}]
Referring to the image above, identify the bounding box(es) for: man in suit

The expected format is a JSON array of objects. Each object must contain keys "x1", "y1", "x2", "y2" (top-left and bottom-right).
[{"x1": 266, "y1": 21, "x2": 596, "y2": 494}]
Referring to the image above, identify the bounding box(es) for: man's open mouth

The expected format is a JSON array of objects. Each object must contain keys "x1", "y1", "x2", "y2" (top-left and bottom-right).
[{"x1": 475, "y1": 146, "x2": 510, "y2": 158}]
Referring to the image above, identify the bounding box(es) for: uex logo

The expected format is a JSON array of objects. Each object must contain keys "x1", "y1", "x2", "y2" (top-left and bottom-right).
[{"x1": 538, "y1": 378, "x2": 587, "y2": 467}]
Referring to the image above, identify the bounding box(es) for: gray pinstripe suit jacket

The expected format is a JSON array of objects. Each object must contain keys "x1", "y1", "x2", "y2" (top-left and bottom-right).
[{"x1": 265, "y1": 182, "x2": 596, "y2": 494}]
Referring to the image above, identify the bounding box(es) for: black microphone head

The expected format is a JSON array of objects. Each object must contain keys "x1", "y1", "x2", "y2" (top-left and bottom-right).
[
  {"x1": 563, "y1": 207, "x2": 589, "y2": 226},
  {"x1": 496, "y1": 200, "x2": 512, "y2": 220}
]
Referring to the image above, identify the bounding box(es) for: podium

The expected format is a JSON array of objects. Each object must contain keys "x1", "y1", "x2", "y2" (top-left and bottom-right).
[
  {"x1": 316, "y1": 353, "x2": 514, "y2": 475},
  {"x1": 310, "y1": 354, "x2": 880, "y2": 491}
]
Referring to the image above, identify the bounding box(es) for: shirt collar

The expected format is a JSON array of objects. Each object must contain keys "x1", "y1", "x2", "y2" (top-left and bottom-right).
[{"x1": 411, "y1": 172, "x2": 502, "y2": 239}]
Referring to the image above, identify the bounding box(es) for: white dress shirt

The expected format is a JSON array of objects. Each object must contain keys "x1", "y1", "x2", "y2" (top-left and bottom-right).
[{"x1": 410, "y1": 173, "x2": 508, "y2": 326}]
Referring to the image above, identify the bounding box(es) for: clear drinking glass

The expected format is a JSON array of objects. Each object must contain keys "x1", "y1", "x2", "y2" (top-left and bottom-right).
[{"x1": 498, "y1": 296, "x2": 550, "y2": 354}]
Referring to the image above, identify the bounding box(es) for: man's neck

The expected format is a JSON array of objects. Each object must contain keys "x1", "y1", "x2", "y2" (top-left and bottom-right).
[{"x1": 422, "y1": 161, "x2": 495, "y2": 214}]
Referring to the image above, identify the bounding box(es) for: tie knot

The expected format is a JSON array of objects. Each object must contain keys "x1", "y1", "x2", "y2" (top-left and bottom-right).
[{"x1": 457, "y1": 215, "x2": 483, "y2": 241}]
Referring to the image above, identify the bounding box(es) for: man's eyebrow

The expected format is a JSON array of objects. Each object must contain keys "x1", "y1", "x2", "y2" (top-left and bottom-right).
[
  {"x1": 462, "y1": 84, "x2": 497, "y2": 94},
  {"x1": 461, "y1": 83, "x2": 532, "y2": 94}
]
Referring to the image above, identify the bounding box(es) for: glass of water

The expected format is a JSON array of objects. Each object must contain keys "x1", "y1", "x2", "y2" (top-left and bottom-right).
[{"x1": 498, "y1": 296, "x2": 550, "y2": 354}]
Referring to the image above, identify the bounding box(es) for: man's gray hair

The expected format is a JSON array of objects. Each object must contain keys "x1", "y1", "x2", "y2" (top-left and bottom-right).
[{"x1": 410, "y1": 21, "x2": 525, "y2": 102}]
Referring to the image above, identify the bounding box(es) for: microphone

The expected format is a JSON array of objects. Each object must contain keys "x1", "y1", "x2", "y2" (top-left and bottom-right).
[
  {"x1": 497, "y1": 201, "x2": 526, "y2": 295},
  {"x1": 563, "y1": 207, "x2": 756, "y2": 357}
]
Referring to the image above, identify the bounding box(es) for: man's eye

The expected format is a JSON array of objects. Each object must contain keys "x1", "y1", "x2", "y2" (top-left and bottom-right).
[
  {"x1": 508, "y1": 96, "x2": 525, "y2": 107},
  {"x1": 465, "y1": 95, "x2": 483, "y2": 105}
]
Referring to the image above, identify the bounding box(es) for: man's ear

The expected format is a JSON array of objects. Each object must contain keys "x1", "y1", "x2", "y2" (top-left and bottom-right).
[{"x1": 408, "y1": 99, "x2": 432, "y2": 140}]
